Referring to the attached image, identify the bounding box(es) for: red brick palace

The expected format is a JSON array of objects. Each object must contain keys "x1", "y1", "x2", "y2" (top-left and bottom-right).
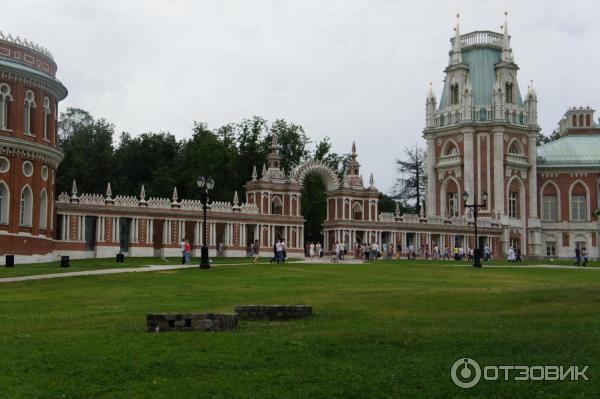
[{"x1": 0, "y1": 19, "x2": 597, "y2": 263}]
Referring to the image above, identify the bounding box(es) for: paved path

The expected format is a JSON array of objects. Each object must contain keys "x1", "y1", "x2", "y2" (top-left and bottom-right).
[
  {"x1": 0, "y1": 264, "x2": 201, "y2": 283},
  {"x1": 0, "y1": 261, "x2": 597, "y2": 284}
]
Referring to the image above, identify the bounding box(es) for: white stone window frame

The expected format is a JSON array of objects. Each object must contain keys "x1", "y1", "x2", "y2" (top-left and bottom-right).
[
  {"x1": 41, "y1": 165, "x2": 48, "y2": 181},
  {"x1": 568, "y1": 180, "x2": 590, "y2": 222},
  {"x1": 0, "y1": 156, "x2": 10, "y2": 173},
  {"x1": 0, "y1": 83, "x2": 13, "y2": 131},
  {"x1": 506, "y1": 175, "x2": 526, "y2": 221},
  {"x1": 19, "y1": 184, "x2": 33, "y2": 227},
  {"x1": 440, "y1": 175, "x2": 461, "y2": 218},
  {"x1": 0, "y1": 180, "x2": 9, "y2": 224},
  {"x1": 39, "y1": 189, "x2": 48, "y2": 229},
  {"x1": 43, "y1": 96, "x2": 51, "y2": 141},
  {"x1": 22, "y1": 160, "x2": 34, "y2": 177},
  {"x1": 24, "y1": 89, "x2": 36, "y2": 136},
  {"x1": 540, "y1": 180, "x2": 561, "y2": 222}
]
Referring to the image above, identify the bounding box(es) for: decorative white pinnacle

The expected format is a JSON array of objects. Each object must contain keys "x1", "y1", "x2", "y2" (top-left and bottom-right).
[
  {"x1": 252, "y1": 165, "x2": 257, "y2": 181},
  {"x1": 233, "y1": 190, "x2": 239, "y2": 205},
  {"x1": 71, "y1": 180, "x2": 77, "y2": 196},
  {"x1": 172, "y1": 187, "x2": 178, "y2": 202},
  {"x1": 105, "y1": 182, "x2": 112, "y2": 198},
  {"x1": 451, "y1": 13, "x2": 462, "y2": 64},
  {"x1": 369, "y1": 173, "x2": 375, "y2": 187},
  {"x1": 261, "y1": 163, "x2": 267, "y2": 176},
  {"x1": 140, "y1": 185, "x2": 146, "y2": 200}
]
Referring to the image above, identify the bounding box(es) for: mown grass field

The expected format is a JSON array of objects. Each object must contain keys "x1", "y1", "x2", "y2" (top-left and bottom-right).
[{"x1": 1, "y1": 260, "x2": 599, "y2": 398}]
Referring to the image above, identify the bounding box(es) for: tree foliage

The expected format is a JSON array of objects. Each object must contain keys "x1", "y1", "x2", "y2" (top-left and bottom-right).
[
  {"x1": 393, "y1": 145, "x2": 426, "y2": 213},
  {"x1": 536, "y1": 129, "x2": 561, "y2": 146}
]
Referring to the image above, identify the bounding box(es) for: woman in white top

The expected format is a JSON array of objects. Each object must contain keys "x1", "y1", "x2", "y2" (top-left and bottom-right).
[{"x1": 507, "y1": 247, "x2": 515, "y2": 262}]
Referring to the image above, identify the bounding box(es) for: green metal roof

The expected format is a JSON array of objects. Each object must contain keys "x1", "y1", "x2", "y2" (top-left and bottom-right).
[
  {"x1": 439, "y1": 47, "x2": 523, "y2": 109},
  {"x1": 537, "y1": 134, "x2": 600, "y2": 167}
]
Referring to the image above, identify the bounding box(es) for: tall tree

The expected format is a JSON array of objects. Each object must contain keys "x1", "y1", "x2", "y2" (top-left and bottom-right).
[
  {"x1": 236, "y1": 116, "x2": 269, "y2": 192},
  {"x1": 266, "y1": 119, "x2": 311, "y2": 174},
  {"x1": 394, "y1": 145, "x2": 426, "y2": 214},
  {"x1": 113, "y1": 132, "x2": 181, "y2": 198},
  {"x1": 179, "y1": 122, "x2": 240, "y2": 202},
  {"x1": 56, "y1": 108, "x2": 115, "y2": 194}
]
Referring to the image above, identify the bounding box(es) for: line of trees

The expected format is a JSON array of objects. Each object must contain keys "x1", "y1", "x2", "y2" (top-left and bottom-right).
[{"x1": 56, "y1": 108, "x2": 399, "y2": 217}]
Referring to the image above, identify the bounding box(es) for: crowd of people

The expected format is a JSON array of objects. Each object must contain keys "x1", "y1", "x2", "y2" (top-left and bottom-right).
[{"x1": 183, "y1": 237, "x2": 593, "y2": 267}]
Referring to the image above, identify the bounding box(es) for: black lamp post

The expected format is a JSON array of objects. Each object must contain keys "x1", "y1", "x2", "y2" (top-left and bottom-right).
[
  {"x1": 462, "y1": 190, "x2": 488, "y2": 268},
  {"x1": 196, "y1": 176, "x2": 214, "y2": 269}
]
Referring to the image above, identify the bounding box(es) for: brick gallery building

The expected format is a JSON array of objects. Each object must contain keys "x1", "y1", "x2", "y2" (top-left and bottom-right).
[{"x1": 0, "y1": 20, "x2": 597, "y2": 264}]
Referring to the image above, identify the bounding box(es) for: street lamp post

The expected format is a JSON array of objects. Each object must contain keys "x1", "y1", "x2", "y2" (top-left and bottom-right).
[
  {"x1": 196, "y1": 176, "x2": 214, "y2": 269},
  {"x1": 462, "y1": 190, "x2": 488, "y2": 268}
]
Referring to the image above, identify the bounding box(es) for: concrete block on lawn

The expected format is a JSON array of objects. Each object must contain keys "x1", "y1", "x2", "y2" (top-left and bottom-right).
[{"x1": 146, "y1": 313, "x2": 239, "y2": 332}]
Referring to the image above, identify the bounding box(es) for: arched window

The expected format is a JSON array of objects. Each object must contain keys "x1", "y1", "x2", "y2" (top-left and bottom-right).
[
  {"x1": 446, "y1": 143, "x2": 458, "y2": 156},
  {"x1": 450, "y1": 83, "x2": 459, "y2": 106},
  {"x1": 0, "y1": 84, "x2": 13, "y2": 130},
  {"x1": 39, "y1": 189, "x2": 48, "y2": 229},
  {"x1": 19, "y1": 185, "x2": 33, "y2": 226},
  {"x1": 505, "y1": 83, "x2": 513, "y2": 104},
  {"x1": 572, "y1": 114, "x2": 577, "y2": 126},
  {"x1": 570, "y1": 182, "x2": 588, "y2": 221},
  {"x1": 586, "y1": 114, "x2": 591, "y2": 126},
  {"x1": 541, "y1": 183, "x2": 559, "y2": 221},
  {"x1": 442, "y1": 177, "x2": 460, "y2": 218},
  {"x1": 271, "y1": 196, "x2": 283, "y2": 215},
  {"x1": 24, "y1": 90, "x2": 36, "y2": 135},
  {"x1": 43, "y1": 97, "x2": 51, "y2": 140},
  {"x1": 578, "y1": 114, "x2": 584, "y2": 127},
  {"x1": 0, "y1": 181, "x2": 9, "y2": 224},
  {"x1": 479, "y1": 107, "x2": 487, "y2": 121},
  {"x1": 508, "y1": 141, "x2": 522, "y2": 155},
  {"x1": 351, "y1": 202, "x2": 363, "y2": 220}
]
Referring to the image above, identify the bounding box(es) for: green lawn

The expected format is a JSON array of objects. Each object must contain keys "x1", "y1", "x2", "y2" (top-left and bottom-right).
[
  {"x1": 0, "y1": 262, "x2": 599, "y2": 398},
  {"x1": 1, "y1": 255, "x2": 597, "y2": 279},
  {"x1": 0, "y1": 257, "x2": 302, "y2": 278}
]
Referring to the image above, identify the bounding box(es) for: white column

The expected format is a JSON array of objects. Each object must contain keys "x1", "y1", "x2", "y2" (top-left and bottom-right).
[
  {"x1": 528, "y1": 132, "x2": 538, "y2": 218},
  {"x1": 115, "y1": 217, "x2": 120, "y2": 243},
  {"x1": 462, "y1": 128, "x2": 475, "y2": 214},
  {"x1": 426, "y1": 136, "x2": 436, "y2": 216},
  {"x1": 493, "y1": 127, "x2": 505, "y2": 215}
]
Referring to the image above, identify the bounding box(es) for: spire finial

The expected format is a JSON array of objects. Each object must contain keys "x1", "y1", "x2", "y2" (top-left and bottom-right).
[
  {"x1": 172, "y1": 186, "x2": 178, "y2": 201},
  {"x1": 105, "y1": 182, "x2": 112, "y2": 198},
  {"x1": 140, "y1": 185, "x2": 146, "y2": 200},
  {"x1": 233, "y1": 190, "x2": 239, "y2": 205},
  {"x1": 501, "y1": 11, "x2": 511, "y2": 61},
  {"x1": 71, "y1": 179, "x2": 77, "y2": 196},
  {"x1": 352, "y1": 141, "x2": 356, "y2": 154},
  {"x1": 451, "y1": 13, "x2": 462, "y2": 64},
  {"x1": 252, "y1": 165, "x2": 257, "y2": 181}
]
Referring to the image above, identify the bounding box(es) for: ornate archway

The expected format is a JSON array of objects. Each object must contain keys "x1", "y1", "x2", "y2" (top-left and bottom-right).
[{"x1": 292, "y1": 161, "x2": 340, "y2": 192}]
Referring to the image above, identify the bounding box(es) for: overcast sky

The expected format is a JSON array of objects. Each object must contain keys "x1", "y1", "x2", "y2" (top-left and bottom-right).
[{"x1": 3, "y1": 0, "x2": 600, "y2": 194}]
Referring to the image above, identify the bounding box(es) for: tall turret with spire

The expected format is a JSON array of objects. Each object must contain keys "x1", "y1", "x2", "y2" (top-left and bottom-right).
[
  {"x1": 263, "y1": 134, "x2": 286, "y2": 180},
  {"x1": 344, "y1": 142, "x2": 364, "y2": 187}
]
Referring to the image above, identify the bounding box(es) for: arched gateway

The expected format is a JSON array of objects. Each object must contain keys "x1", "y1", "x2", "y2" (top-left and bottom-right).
[{"x1": 292, "y1": 161, "x2": 340, "y2": 191}]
